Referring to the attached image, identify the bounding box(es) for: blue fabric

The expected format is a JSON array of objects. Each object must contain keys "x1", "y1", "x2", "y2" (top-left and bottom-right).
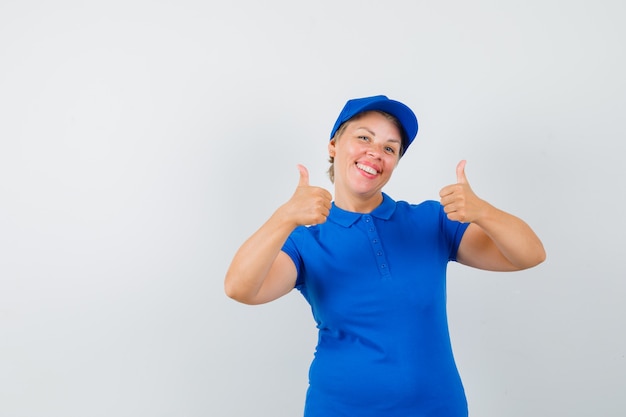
[
  {"x1": 282, "y1": 193, "x2": 470, "y2": 417},
  {"x1": 329, "y1": 95, "x2": 419, "y2": 151}
]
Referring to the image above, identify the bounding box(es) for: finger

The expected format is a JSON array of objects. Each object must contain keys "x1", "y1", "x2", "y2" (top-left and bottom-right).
[
  {"x1": 456, "y1": 160, "x2": 467, "y2": 184},
  {"x1": 439, "y1": 182, "x2": 460, "y2": 198},
  {"x1": 439, "y1": 186, "x2": 452, "y2": 198},
  {"x1": 297, "y1": 164, "x2": 310, "y2": 187},
  {"x1": 440, "y1": 194, "x2": 454, "y2": 206}
]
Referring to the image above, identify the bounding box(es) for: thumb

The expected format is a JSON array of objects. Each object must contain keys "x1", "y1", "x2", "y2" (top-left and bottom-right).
[
  {"x1": 456, "y1": 160, "x2": 468, "y2": 184},
  {"x1": 297, "y1": 164, "x2": 310, "y2": 187}
]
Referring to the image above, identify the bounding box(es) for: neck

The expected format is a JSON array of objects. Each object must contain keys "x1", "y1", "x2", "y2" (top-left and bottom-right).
[{"x1": 333, "y1": 191, "x2": 383, "y2": 213}]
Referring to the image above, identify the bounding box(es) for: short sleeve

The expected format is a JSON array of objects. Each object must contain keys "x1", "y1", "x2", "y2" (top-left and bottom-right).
[
  {"x1": 438, "y1": 203, "x2": 470, "y2": 261},
  {"x1": 281, "y1": 227, "x2": 306, "y2": 288}
]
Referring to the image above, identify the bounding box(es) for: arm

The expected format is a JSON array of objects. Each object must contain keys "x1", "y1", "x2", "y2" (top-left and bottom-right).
[
  {"x1": 440, "y1": 160, "x2": 546, "y2": 271},
  {"x1": 224, "y1": 165, "x2": 332, "y2": 305}
]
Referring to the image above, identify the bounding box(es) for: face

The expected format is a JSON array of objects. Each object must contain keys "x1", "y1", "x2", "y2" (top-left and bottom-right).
[{"x1": 328, "y1": 111, "x2": 402, "y2": 207}]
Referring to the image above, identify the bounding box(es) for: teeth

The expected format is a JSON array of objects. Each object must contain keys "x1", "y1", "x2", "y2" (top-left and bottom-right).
[{"x1": 356, "y1": 163, "x2": 377, "y2": 175}]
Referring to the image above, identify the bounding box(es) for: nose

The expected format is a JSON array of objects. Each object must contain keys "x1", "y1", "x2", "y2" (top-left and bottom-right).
[{"x1": 367, "y1": 143, "x2": 383, "y2": 159}]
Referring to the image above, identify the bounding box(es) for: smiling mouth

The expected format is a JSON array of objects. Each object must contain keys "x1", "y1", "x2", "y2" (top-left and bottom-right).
[{"x1": 356, "y1": 163, "x2": 378, "y2": 175}]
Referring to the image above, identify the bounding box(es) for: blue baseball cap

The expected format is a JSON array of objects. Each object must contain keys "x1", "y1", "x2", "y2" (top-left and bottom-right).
[{"x1": 329, "y1": 95, "x2": 419, "y2": 153}]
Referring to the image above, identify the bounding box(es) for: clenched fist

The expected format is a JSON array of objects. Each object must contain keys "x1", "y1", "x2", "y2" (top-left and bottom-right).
[
  {"x1": 282, "y1": 164, "x2": 333, "y2": 226},
  {"x1": 439, "y1": 160, "x2": 486, "y2": 224}
]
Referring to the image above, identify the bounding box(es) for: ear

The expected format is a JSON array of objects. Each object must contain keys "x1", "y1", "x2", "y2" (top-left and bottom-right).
[{"x1": 328, "y1": 139, "x2": 336, "y2": 157}]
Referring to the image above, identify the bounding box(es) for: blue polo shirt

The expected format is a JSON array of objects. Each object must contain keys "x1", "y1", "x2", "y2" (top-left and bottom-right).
[{"x1": 282, "y1": 193, "x2": 470, "y2": 417}]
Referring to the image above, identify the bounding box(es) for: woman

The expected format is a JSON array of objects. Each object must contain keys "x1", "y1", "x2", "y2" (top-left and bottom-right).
[{"x1": 224, "y1": 95, "x2": 546, "y2": 416}]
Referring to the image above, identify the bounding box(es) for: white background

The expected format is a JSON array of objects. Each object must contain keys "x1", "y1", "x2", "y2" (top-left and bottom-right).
[{"x1": 1, "y1": 1, "x2": 625, "y2": 416}]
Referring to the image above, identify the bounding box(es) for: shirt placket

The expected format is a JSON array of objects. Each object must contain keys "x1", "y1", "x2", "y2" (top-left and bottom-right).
[{"x1": 362, "y1": 215, "x2": 391, "y2": 279}]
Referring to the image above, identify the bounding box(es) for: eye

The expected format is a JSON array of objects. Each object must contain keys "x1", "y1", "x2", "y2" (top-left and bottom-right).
[
  {"x1": 357, "y1": 135, "x2": 369, "y2": 141},
  {"x1": 385, "y1": 146, "x2": 397, "y2": 154}
]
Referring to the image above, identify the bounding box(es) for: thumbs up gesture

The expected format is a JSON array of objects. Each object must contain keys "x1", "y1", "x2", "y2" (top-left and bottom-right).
[
  {"x1": 439, "y1": 160, "x2": 485, "y2": 223},
  {"x1": 283, "y1": 164, "x2": 332, "y2": 226}
]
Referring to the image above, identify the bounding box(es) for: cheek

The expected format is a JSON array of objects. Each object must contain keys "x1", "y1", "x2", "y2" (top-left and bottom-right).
[
  {"x1": 338, "y1": 145, "x2": 360, "y2": 161},
  {"x1": 386, "y1": 156, "x2": 400, "y2": 170}
]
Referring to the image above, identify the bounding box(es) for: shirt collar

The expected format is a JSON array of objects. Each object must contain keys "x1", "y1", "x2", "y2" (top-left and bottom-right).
[{"x1": 328, "y1": 193, "x2": 397, "y2": 227}]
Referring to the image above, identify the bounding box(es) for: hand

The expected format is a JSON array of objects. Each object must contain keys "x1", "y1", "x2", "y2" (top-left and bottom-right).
[
  {"x1": 282, "y1": 164, "x2": 332, "y2": 226},
  {"x1": 439, "y1": 160, "x2": 485, "y2": 223}
]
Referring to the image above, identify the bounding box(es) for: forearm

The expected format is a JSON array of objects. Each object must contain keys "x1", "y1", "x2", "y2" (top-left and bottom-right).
[
  {"x1": 224, "y1": 206, "x2": 297, "y2": 302},
  {"x1": 472, "y1": 202, "x2": 546, "y2": 270}
]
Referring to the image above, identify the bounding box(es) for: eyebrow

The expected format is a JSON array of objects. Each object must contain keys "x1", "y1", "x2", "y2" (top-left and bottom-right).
[{"x1": 355, "y1": 126, "x2": 402, "y2": 144}]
